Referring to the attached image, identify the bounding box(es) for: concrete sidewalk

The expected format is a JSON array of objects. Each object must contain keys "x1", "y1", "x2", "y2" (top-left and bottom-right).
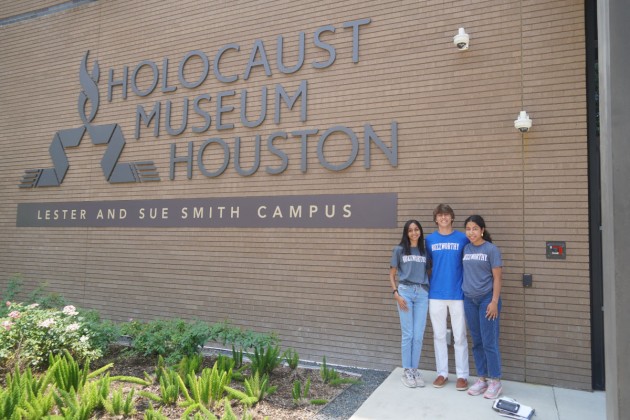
[{"x1": 350, "y1": 368, "x2": 606, "y2": 420}]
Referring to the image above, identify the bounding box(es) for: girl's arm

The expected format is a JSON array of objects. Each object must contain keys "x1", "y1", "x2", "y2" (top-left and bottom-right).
[
  {"x1": 485, "y1": 266, "x2": 502, "y2": 320},
  {"x1": 390, "y1": 266, "x2": 408, "y2": 311}
]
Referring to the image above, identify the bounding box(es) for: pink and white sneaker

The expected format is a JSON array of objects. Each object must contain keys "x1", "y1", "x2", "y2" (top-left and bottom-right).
[
  {"x1": 467, "y1": 378, "x2": 488, "y2": 396},
  {"x1": 483, "y1": 379, "x2": 503, "y2": 399}
]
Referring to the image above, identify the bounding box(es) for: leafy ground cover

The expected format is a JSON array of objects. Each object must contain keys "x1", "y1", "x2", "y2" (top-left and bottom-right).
[{"x1": 90, "y1": 344, "x2": 357, "y2": 419}]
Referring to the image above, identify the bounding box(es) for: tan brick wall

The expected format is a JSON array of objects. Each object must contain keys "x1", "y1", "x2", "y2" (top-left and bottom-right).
[{"x1": 0, "y1": 0, "x2": 591, "y2": 389}]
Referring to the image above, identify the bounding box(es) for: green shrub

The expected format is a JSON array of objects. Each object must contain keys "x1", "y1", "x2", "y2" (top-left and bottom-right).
[
  {"x1": 120, "y1": 319, "x2": 211, "y2": 364},
  {"x1": 119, "y1": 318, "x2": 280, "y2": 365},
  {"x1": 208, "y1": 321, "x2": 279, "y2": 350},
  {"x1": 0, "y1": 303, "x2": 103, "y2": 369},
  {"x1": 76, "y1": 309, "x2": 120, "y2": 355}
]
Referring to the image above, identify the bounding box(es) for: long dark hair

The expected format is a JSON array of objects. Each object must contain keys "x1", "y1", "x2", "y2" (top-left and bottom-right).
[
  {"x1": 464, "y1": 215, "x2": 493, "y2": 242},
  {"x1": 399, "y1": 219, "x2": 426, "y2": 255}
]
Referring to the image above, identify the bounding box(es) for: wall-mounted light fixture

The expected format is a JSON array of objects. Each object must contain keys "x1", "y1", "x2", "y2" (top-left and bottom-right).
[
  {"x1": 453, "y1": 28, "x2": 469, "y2": 50},
  {"x1": 514, "y1": 111, "x2": 532, "y2": 132}
]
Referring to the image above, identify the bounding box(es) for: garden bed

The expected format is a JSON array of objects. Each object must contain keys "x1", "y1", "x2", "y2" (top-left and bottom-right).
[{"x1": 88, "y1": 344, "x2": 363, "y2": 419}]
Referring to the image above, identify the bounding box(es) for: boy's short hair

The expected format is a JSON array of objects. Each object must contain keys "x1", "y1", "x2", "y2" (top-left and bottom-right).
[{"x1": 433, "y1": 203, "x2": 455, "y2": 222}]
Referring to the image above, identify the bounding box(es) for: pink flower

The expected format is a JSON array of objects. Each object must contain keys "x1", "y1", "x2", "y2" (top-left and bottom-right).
[
  {"x1": 62, "y1": 305, "x2": 78, "y2": 316},
  {"x1": 66, "y1": 323, "x2": 80, "y2": 332},
  {"x1": 5, "y1": 301, "x2": 11, "y2": 307},
  {"x1": 8, "y1": 311, "x2": 20, "y2": 319},
  {"x1": 38, "y1": 318, "x2": 55, "y2": 328},
  {"x1": 1, "y1": 320, "x2": 12, "y2": 331}
]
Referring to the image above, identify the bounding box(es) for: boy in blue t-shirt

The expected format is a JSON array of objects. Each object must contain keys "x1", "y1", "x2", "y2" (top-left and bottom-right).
[{"x1": 425, "y1": 204, "x2": 470, "y2": 391}]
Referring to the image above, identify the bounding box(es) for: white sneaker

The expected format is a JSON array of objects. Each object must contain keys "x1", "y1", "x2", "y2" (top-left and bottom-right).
[
  {"x1": 401, "y1": 368, "x2": 416, "y2": 388},
  {"x1": 412, "y1": 369, "x2": 425, "y2": 387}
]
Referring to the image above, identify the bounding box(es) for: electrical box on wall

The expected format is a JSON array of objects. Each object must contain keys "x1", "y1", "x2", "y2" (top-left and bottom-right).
[{"x1": 546, "y1": 241, "x2": 566, "y2": 259}]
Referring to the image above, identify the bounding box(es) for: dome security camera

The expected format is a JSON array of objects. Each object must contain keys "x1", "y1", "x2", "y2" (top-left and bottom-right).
[
  {"x1": 453, "y1": 28, "x2": 469, "y2": 50},
  {"x1": 514, "y1": 111, "x2": 532, "y2": 132}
]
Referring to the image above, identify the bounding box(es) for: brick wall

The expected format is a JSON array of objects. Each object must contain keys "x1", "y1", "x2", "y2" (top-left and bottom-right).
[{"x1": 0, "y1": 0, "x2": 591, "y2": 389}]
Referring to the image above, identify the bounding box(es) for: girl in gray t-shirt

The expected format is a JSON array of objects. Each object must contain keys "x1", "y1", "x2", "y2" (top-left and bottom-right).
[
  {"x1": 389, "y1": 219, "x2": 430, "y2": 388},
  {"x1": 462, "y1": 215, "x2": 504, "y2": 399}
]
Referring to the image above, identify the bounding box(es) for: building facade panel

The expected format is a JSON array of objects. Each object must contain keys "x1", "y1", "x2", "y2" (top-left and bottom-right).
[{"x1": 0, "y1": 0, "x2": 591, "y2": 388}]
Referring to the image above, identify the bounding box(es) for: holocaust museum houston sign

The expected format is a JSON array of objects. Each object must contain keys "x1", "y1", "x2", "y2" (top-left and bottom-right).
[{"x1": 17, "y1": 18, "x2": 399, "y2": 229}]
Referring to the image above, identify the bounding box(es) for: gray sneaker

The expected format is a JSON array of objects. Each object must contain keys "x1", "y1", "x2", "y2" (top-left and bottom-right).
[
  {"x1": 401, "y1": 368, "x2": 417, "y2": 388},
  {"x1": 412, "y1": 369, "x2": 425, "y2": 387}
]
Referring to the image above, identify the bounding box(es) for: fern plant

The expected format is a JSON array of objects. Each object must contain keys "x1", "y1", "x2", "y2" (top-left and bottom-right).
[
  {"x1": 177, "y1": 353, "x2": 203, "y2": 380},
  {"x1": 283, "y1": 348, "x2": 300, "y2": 370},
  {"x1": 0, "y1": 364, "x2": 56, "y2": 419},
  {"x1": 139, "y1": 367, "x2": 181, "y2": 405},
  {"x1": 143, "y1": 402, "x2": 170, "y2": 420},
  {"x1": 179, "y1": 362, "x2": 232, "y2": 414},
  {"x1": 244, "y1": 371, "x2": 277, "y2": 402},
  {"x1": 227, "y1": 348, "x2": 247, "y2": 382},
  {"x1": 155, "y1": 354, "x2": 167, "y2": 384},
  {"x1": 220, "y1": 397, "x2": 238, "y2": 420},
  {"x1": 77, "y1": 375, "x2": 111, "y2": 412},
  {"x1": 103, "y1": 387, "x2": 136, "y2": 417},
  {"x1": 53, "y1": 388, "x2": 94, "y2": 420},
  {"x1": 291, "y1": 377, "x2": 311, "y2": 405},
  {"x1": 310, "y1": 398, "x2": 328, "y2": 405},
  {"x1": 320, "y1": 356, "x2": 337, "y2": 384},
  {"x1": 231, "y1": 345, "x2": 243, "y2": 369},
  {"x1": 250, "y1": 344, "x2": 281, "y2": 376},
  {"x1": 49, "y1": 350, "x2": 112, "y2": 393},
  {"x1": 215, "y1": 353, "x2": 235, "y2": 374},
  {"x1": 240, "y1": 411, "x2": 255, "y2": 420},
  {"x1": 319, "y1": 357, "x2": 361, "y2": 386},
  {"x1": 0, "y1": 373, "x2": 27, "y2": 420},
  {"x1": 110, "y1": 374, "x2": 152, "y2": 386},
  {"x1": 225, "y1": 371, "x2": 276, "y2": 407}
]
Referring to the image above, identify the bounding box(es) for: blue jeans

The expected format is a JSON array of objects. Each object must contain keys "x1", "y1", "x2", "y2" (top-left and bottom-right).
[
  {"x1": 464, "y1": 292, "x2": 502, "y2": 378},
  {"x1": 397, "y1": 284, "x2": 429, "y2": 369}
]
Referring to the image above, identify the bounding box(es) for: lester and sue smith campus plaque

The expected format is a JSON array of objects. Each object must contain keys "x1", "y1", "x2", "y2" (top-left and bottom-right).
[{"x1": 16, "y1": 193, "x2": 397, "y2": 229}]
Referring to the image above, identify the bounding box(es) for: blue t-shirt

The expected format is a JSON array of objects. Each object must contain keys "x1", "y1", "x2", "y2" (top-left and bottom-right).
[
  {"x1": 462, "y1": 241, "x2": 502, "y2": 298},
  {"x1": 425, "y1": 230, "x2": 469, "y2": 300},
  {"x1": 390, "y1": 245, "x2": 429, "y2": 285}
]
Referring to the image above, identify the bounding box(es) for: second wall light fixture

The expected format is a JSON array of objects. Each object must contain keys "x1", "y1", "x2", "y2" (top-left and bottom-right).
[{"x1": 454, "y1": 28, "x2": 469, "y2": 50}]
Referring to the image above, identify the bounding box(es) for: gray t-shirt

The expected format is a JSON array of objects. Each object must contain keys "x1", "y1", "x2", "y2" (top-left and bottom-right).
[
  {"x1": 390, "y1": 245, "x2": 429, "y2": 285},
  {"x1": 462, "y1": 241, "x2": 502, "y2": 298}
]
